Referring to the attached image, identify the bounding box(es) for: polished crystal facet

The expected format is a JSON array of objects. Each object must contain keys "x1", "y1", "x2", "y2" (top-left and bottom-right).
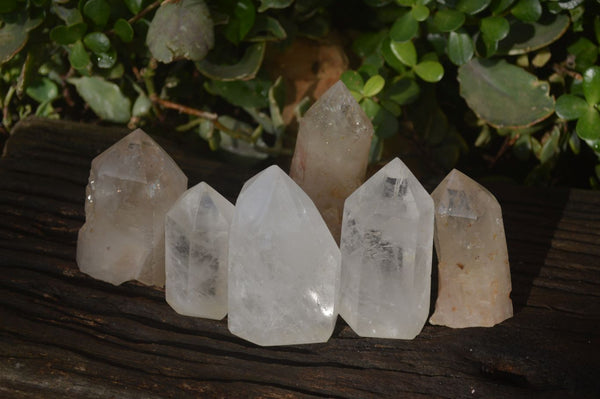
[
  {"x1": 429, "y1": 169, "x2": 513, "y2": 328},
  {"x1": 340, "y1": 158, "x2": 434, "y2": 339},
  {"x1": 289, "y1": 80, "x2": 373, "y2": 242},
  {"x1": 165, "y1": 182, "x2": 234, "y2": 319},
  {"x1": 77, "y1": 129, "x2": 187, "y2": 286},
  {"x1": 228, "y1": 165, "x2": 341, "y2": 346}
]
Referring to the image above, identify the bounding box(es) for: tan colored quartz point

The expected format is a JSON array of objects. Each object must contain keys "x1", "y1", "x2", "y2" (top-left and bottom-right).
[
  {"x1": 429, "y1": 169, "x2": 513, "y2": 328},
  {"x1": 289, "y1": 81, "x2": 373, "y2": 241}
]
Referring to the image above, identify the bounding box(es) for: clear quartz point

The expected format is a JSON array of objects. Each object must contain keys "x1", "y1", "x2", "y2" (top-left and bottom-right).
[
  {"x1": 165, "y1": 182, "x2": 234, "y2": 319},
  {"x1": 289, "y1": 80, "x2": 373, "y2": 242},
  {"x1": 429, "y1": 169, "x2": 513, "y2": 328},
  {"x1": 77, "y1": 129, "x2": 187, "y2": 286},
  {"x1": 340, "y1": 158, "x2": 434, "y2": 339},
  {"x1": 228, "y1": 165, "x2": 341, "y2": 346}
]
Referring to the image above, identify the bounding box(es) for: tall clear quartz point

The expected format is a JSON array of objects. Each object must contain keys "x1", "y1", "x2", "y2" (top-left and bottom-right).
[
  {"x1": 429, "y1": 169, "x2": 513, "y2": 328},
  {"x1": 77, "y1": 129, "x2": 187, "y2": 286},
  {"x1": 228, "y1": 165, "x2": 341, "y2": 346},
  {"x1": 165, "y1": 182, "x2": 234, "y2": 319},
  {"x1": 340, "y1": 158, "x2": 434, "y2": 339},
  {"x1": 290, "y1": 80, "x2": 373, "y2": 242}
]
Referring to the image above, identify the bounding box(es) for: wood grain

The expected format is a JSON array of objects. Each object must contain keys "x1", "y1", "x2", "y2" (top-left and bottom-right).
[{"x1": 1, "y1": 117, "x2": 599, "y2": 398}]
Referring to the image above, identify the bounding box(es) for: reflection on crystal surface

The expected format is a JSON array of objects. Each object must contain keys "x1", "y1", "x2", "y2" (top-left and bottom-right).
[
  {"x1": 290, "y1": 81, "x2": 373, "y2": 242},
  {"x1": 77, "y1": 129, "x2": 187, "y2": 286},
  {"x1": 429, "y1": 169, "x2": 513, "y2": 328},
  {"x1": 340, "y1": 158, "x2": 434, "y2": 339},
  {"x1": 165, "y1": 182, "x2": 233, "y2": 318},
  {"x1": 228, "y1": 165, "x2": 341, "y2": 346}
]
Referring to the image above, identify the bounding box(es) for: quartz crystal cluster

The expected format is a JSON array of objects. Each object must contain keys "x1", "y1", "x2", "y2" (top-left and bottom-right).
[
  {"x1": 77, "y1": 129, "x2": 187, "y2": 286},
  {"x1": 77, "y1": 81, "x2": 514, "y2": 346},
  {"x1": 290, "y1": 81, "x2": 373, "y2": 242},
  {"x1": 165, "y1": 182, "x2": 234, "y2": 319},
  {"x1": 429, "y1": 169, "x2": 513, "y2": 328},
  {"x1": 340, "y1": 158, "x2": 434, "y2": 339},
  {"x1": 228, "y1": 166, "x2": 341, "y2": 346}
]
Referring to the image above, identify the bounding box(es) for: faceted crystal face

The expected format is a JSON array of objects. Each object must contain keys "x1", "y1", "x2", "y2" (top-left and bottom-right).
[
  {"x1": 429, "y1": 169, "x2": 513, "y2": 328},
  {"x1": 228, "y1": 165, "x2": 341, "y2": 346},
  {"x1": 77, "y1": 129, "x2": 187, "y2": 286},
  {"x1": 165, "y1": 182, "x2": 234, "y2": 319},
  {"x1": 340, "y1": 158, "x2": 434, "y2": 339},
  {"x1": 289, "y1": 80, "x2": 373, "y2": 242}
]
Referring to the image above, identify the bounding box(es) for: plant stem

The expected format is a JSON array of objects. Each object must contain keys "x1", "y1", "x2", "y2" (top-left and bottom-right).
[{"x1": 128, "y1": 0, "x2": 163, "y2": 25}]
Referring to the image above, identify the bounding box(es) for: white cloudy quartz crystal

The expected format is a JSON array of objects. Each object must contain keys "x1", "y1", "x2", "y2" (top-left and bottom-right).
[
  {"x1": 290, "y1": 80, "x2": 373, "y2": 242},
  {"x1": 340, "y1": 158, "x2": 434, "y2": 339},
  {"x1": 165, "y1": 182, "x2": 234, "y2": 319},
  {"x1": 77, "y1": 129, "x2": 187, "y2": 286},
  {"x1": 228, "y1": 165, "x2": 341, "y2": 346}
]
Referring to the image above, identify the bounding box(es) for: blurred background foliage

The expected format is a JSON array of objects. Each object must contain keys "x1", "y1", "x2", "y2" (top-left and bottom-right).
[{"x1": 1, "y1": 0, "x2": 599, "y2": 186}]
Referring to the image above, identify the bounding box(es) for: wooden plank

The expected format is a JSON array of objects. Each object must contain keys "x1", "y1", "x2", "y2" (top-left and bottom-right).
[{"x1": 1, "y1": 117, "x2": 599, "y2": 398}]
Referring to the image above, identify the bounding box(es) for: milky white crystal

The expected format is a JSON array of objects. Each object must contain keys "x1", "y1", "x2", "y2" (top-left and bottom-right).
[
  {"x1": 290, "y1": 80, "x2": 373, "y2": 242},
  {"x1": 165, "y1": 182, "x2": 234, "y2": 318},
  {"x1": 340, "y1": 158, "x2": 434, "y2": 339},
  {"x1": 429, "y1": 169, "x2": 513, "y2": 328},
  {"x1": 228, "y1": 165, "x2": 341, "y2": 346},
  {"x1": 77, "y1": 129, "x2": 187, "y2": 286}
]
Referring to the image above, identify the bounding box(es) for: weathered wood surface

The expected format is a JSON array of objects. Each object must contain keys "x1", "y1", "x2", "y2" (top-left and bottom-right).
[{"x1": 1, "y1": 117, "x2": 599, "y2": 398}]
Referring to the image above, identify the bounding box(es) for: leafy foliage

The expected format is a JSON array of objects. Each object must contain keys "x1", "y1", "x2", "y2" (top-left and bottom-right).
[{"x1": 1, "y1": 0, "x2": 599, "y2": 187}]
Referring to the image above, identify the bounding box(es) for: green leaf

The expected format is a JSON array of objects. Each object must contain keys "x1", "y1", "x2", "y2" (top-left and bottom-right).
[
  {"x1": 83, "y1": 0, "x2": 110, "y2": 28},
  {"x1": 341, "y1": 70, "x2": 364, "y2": 93},
  {"x1": 258, "y1": 0, "x2": 293, "y2": 12},
  {"x1": 448, "y1": 30, "x2": 474, "y2": 66},
  {"x1": 538, "y1": 126, "x2": 560, "y2": 163},
  {"x1": 577, "y1": 108, "x2": 600, "y2": 140},
  {"x1": 147, "y1": 0, "x2": 214, "y2": 63},
  {"x1": 26, "y1": 78, "x2": 59, "y2": 103},
  {"x1": 353, "y1": 30, "x2": 387, "y2": 57},
  {"x1": 113, "y1": 19, "x2": 133, "y2": 43},
  {"x1": 268, "y1": 76, "x2": 285, "y2": 133},
  {"x1": 68, "y1": 76, "x2": 131, "y2": 123},
  {"x1": 0, "y1": 0, "x2": 17, "y2": 14},
  {"x1": 456, "y1": 0, "x2": 491, "y2": 15},
  {"x1": 83, "y1": 32, "x2": 110, "y2": 54},
  {"x1": 53, "y1": 5, "x2": 83, "y2": 25},
  {"x1": 390, "y1": 39, "x2": 417, "y2": 67},
  {"x1": 497, "y1": 14, "x2": 569, "y2": 55},
  {"x1": 480, "y1": 16, "x2": 509, "y2": 43},
  {"x1": 94, "y1": 47, "x2": 117, "y2": 69},
  {"x1": 568, "y1": 39, "x2": 599, "y2": 74},
  {"x1": 360, "y1": 98, "x2": 398, "y2": 139},
  {"x1": 363, "y1": 75, "x2": 385, "y2": 97},
  {"x1": 491, "y1": 0, "x2": 515, "y2": 15},
  {"x1": 411, "y1": 4, "x2": 429, "y2": 21},
  {"x1": 433, "y1": 9, "x2": 465, "y2": 32},
  {"x1": 124, "y1": 0, "x2": 143, "y2": 14},
  {"x1": 369, "y1": 135, "x2": 384, "y2": 164},
  {"x1": 197, "y1": 42, "x2": 265, "y2": 81},
  {"x1": 390, "y1": 11, "x2": 418, "y2": 42},
  {"x1": 246, "y1": 15, "x2": 286, "y2": 41},
  {"x1": 361, "y1": 97, "x2": 380, "y2": 120},
  {"x1": 69, "y1": 40, "x2": 90, "y2": 69},
  {"x1": 381, "y1": 37, "x2": 405, "y2": 72},
  {"x1": 224, "y1": 0, "x2": 256, "y2": 44},
  {"x1": 132, "y1": 93, "x2": 152, "y2": 117},
  {"x1": 414, "y1": 61, "x2": 444, "y2": 82},
  {"x1": 555, "y1": 94, "x2": 588, "y2": 120},
  {"x1": 205, "y1": 77, "x2": 271, "y2": 108},
  {"x1": 583, "y1": 67, "x2": 600, "y2": 106},
  {"x1": 0, "y1": 11, "x2": 43, "y2": 65},
  {"x1": 511, "y1": 0, "x2": 542, "y2": 22},
  {"x1": 383, "y1": 77, "x2": 420, "y2": 105},
  {"x1": 50, "y1": 23, "x2": 88, "y2": 45},
  {"x1": 458, "y1": 58, "x2": 555, "y2": 127}
]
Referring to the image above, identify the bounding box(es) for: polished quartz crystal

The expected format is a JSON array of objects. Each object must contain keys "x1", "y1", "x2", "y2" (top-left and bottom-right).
[
  {"x1": 77, "y1": 129, "x2": 187, "y2": 286},
  {"x1": 165, "y1": 182, "x2": 234, "y2": 318},
  {"x1": 340, "y1": 158, "x2": 434, "y2": 339},
  {"x1": 289, "y1": 81, "x2": 373, "y2": 241},
  {"x1": 228, "y1": 165, "x2": 341, "y2": 346},
  {"x1": 429, "y1": 169, "x2": 513, "y2": 328}
]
